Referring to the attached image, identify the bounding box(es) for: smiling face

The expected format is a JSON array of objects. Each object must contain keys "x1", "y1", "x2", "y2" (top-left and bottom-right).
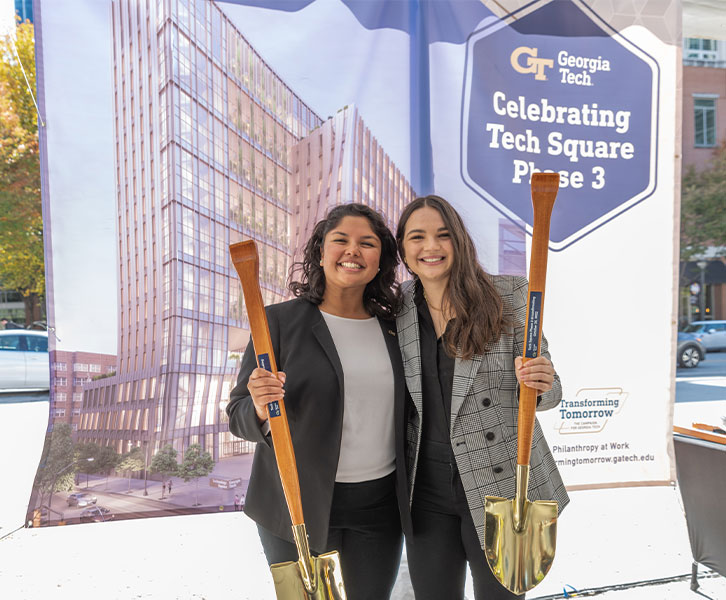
[
  {"x1": 320, "y1": 215, "x2": 382, "y2": 298},
  {"x1": 401, "y1": 206, "x2": 454, "y2": 286}
]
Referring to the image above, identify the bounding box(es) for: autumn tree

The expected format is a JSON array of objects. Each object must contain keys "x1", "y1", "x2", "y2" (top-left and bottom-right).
[
  {"x1": 0, "y1": 20, "x2": 44, "y2": 325},
  {"x1": 681, "y1": 143, "x2": 726, "y2": 260}
]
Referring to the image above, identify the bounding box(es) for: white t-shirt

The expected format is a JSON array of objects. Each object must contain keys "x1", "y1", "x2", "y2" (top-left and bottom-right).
[{"x1": 320, "y1": 311, "x2": 396, "y2": 483}]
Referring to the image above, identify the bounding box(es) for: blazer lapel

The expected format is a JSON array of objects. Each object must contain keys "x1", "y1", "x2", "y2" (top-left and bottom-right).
[
  {"x1": 450, "y1": 353, "x2": 484, "y2": 434},
  {"x1": 396, "y1": 283, "x2": 423, "y2": 417},
  {"x1": 311, "y1": 309, "x2": 345, "y2": 400}
]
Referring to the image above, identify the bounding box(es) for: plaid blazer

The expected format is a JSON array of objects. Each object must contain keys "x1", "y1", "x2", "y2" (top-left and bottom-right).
[{"x1": 396, "y1": 276, "x2": 569, "y2": 549}]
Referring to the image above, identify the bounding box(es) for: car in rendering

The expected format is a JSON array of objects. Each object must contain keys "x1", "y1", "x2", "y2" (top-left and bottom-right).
[
  {"x1": 681, "y1": 320, "x2": 726, "y2": 351},
  {"x1": 0, "y1": 330, "x2": 50, "y2": 391},
  {"x1": 677, "y1": 331, "x2": 706, "y2": 368},
  {"x1": 67, "y1": 492, "x2": 97, "y2": 507},
  {"x1": 79, "y1": 506, "x2": 114, "y2": 523}
]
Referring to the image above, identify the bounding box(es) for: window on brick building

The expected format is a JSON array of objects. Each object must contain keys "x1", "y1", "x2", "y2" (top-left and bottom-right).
[
  {"x1": 694, "y1": 96, "x2": 717, "y2": 147},
  {"x1": 685, "y1": 38, "x2": 718, "y2": 62}
]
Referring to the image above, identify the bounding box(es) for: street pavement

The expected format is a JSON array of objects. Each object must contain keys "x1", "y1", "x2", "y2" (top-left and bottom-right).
[
  {"x1": 676, "y1": 351, "x2": 726, "y2": 404},
  {"x1": 40, "y1": 453, "x2": 255, "y2": 525}
]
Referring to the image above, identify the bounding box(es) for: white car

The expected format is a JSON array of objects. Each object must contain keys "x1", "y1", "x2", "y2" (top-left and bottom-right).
[{"x1": 0, "y1": 330, "x2": 50, "y2": 391}]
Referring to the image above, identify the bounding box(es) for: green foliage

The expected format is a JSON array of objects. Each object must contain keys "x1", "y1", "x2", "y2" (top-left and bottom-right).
[
  {"x1": 118, "y1": 446, "x2": 145, "y2": 474},
  {"x1": 33, "y1": 423, "x2": 77, "y2": 509},
  {"x1": 0, "y1": 21, "x2": 44, "y2": 323},
  {"x1": 34, "y1": 423, "x2": 76, "y2": 496},
  {"x1": 75, "y1": 443, "x2": 101, "y2": 475},
  {"x1": 681, "y1": 144, "x2": 726, "y2": 260},
  {"x1": 178, "y1": 443, "x2": 214, "y2": 482},
  {"x1": 118, "y1": 445, "x2": 145, "y2": 492},
  {"x1": 178, "y1": 443, "x2": 214, "y2": 506},
  {"x1": 54, "y1": 471, "x2": 75, "y2": 492},
  {"x1": 95, "y1": 445, "x2": 120, "y2": 475},
  {"x1": 92, "y1": 370, "x2": 116, "y2": 381},
  {"x1": 150, "y1": 444, "x2": 179, "y2": 478}
]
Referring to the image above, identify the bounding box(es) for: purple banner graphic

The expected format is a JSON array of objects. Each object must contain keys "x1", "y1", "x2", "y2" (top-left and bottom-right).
[{"x1": 462, "y1": 0, "x2": 659, "y2": 250}]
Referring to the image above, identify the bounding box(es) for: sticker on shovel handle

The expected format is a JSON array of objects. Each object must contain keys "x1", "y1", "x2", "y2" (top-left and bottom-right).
[
  {"x1": 268, "y1": 400, "x2": 281, "y2": 418},
  {"x1": 257, "y1": 353, "x2": 272, "y2": 371},
  {"x1": 525, "y1": 291, "x2": 542, "y2": 359}
]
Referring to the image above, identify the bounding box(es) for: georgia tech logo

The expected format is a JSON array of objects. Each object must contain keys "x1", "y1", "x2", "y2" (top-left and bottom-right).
[{"x1": 511, "y1": 46, "x2": 554, "y2": 81}]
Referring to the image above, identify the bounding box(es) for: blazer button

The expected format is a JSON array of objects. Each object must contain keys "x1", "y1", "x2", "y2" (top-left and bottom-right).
[
  {"x1": 493, "y1": 466, "x2": 504, "y2": 474},
  {"x1": 482, "y1": 398, "x2": 491, "y2": 407},
  {"x1": 486, "y1": 432, "x2": 495, "y2": 441}
]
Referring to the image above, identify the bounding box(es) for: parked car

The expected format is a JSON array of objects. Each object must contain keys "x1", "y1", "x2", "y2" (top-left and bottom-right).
[
  {"x1": 681, "y1": 320, "x2": 726, "y2": 351},
  {"x1": 0, "y1": 330, "x2": 49, "y2": 391},
  {"x1": 79, "y1": 506, "x2": 114, "y2": 523},
  {"x1": 677, "y1": 331, "x2": 706, "y2": 368},
  {"x1": 67, "y1": 492, "x2": 97, "y2": 507}
]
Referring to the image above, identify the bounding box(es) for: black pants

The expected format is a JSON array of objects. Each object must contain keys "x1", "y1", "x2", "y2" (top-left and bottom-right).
[
  {"x1": 257, "y1": 472, "x2": 403, "y2": 600},
  {"x1": 406, "y1": 440, "x2": 524, "y2": 600}
]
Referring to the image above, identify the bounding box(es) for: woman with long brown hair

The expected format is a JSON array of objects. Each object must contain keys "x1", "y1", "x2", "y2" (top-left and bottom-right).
[{"x1": 395, "y1": 195, "x2": 568, "y2": 599}]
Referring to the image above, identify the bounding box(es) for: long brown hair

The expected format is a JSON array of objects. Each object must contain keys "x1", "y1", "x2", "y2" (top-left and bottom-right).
[
  {"x1": 396, "y1": 195, "x2": 506, "y2": 359},
  {"x1": 289, "y1": 203, "x2": 401, "y2": 318}
]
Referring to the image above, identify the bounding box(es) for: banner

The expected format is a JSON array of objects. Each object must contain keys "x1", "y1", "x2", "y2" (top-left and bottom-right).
[
  {"x1": 29, "y1": 0, "x2": 679, "y2": 527},
  {"x1": 426, "y1": 0, "x2": 679, "y2": 488}
]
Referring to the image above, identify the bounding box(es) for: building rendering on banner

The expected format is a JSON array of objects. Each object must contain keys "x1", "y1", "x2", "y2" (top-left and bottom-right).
[
  {"x1": 290, "y1": 105, "x2": 414, "y2": 260},
  {"x1": 77, "y1": 0, "x2": 413, "y2": 463},
  {"x1": 50, "y1": 351, "x2": 117, "y2": 431}
]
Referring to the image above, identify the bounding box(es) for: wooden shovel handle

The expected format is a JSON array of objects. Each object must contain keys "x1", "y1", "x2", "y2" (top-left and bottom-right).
[
  {"x1": 229, "y1": 240, "x2": 305, "y2": 526},
  {"x1": 675, "y1": 425, "x2": 726, "y2": 446},
  {"x1": 517, "y1": 173, "x2": 559, "y2": 467}
]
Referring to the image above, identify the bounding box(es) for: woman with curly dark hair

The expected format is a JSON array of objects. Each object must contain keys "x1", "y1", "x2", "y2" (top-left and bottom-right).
[{"x1": 226, "y1": 203, "x2": 410, "y2": 600}]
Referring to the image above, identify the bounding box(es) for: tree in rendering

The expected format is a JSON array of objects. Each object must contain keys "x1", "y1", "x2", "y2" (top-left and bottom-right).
[
  {"x1": 95, "y1": 445, "x2": 120, "y2": 490},
  {"x1": 178, "y1": 443, "x2": 214, "y2": 507},
  {"x1": 150, "y1": 444, "x2": 179, "y2": 499},
  {"x1": 117, "y1": 446, "x2": 145, "y2": 493},
  {"x1": 75, "y1": 442, "x2": 101, "y2": 488},
  {"x1": 33, "y1": 423, "x2": 76, "y2": 510}
]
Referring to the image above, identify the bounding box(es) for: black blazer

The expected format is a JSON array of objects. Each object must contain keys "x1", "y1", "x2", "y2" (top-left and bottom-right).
[{"x1": 226, "y1": 297, "x2": 411, "y2": 551}]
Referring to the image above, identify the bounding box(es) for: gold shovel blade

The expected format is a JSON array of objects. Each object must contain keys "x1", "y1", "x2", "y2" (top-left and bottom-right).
[
  {"x1": 484, "y1": 495, "x2": 558, "y2": 595},
  {"x1": 270, "y1": 551, "x2": 347, "y2": 599}
]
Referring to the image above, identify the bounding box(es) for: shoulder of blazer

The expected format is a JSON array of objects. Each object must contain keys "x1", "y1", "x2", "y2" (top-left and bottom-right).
[
  {"x1": 398, "y1": 280, "x2": 417, "y2": 315},
  {"x1": 488, "y1": 273, "x2": 527, "y2": 297},
  {"x1": 265, "y1": 297, "x2": 321, "y2": 327}
]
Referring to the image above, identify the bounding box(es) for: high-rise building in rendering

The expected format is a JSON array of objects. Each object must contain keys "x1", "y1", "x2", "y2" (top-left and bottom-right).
[
  {"x1": 291, "y1": 105, "x2": 414, "y2": 259},
  {"x1": 79, "y1": 0, "x2": 321, "y2": 460},
  {"x1": 78, "y1": 0, "x2": 413, "y2": 465}
]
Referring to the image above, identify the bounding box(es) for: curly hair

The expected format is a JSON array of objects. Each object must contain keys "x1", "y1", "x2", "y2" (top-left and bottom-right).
[
  {"x1": 289, "y1": 204, "x2": 401, "y2": 318},
  {"x1": 396, "y1": 195, "x2": 508, "y2": 359}
]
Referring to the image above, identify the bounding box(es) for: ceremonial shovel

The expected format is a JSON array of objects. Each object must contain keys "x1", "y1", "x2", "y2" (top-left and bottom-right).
[
  {"x1": 230, "y1": 240, "x2": 346, "y2": 600},
  {"x1": 484, "y1": 173, "x2": 560, "y2": 594}
]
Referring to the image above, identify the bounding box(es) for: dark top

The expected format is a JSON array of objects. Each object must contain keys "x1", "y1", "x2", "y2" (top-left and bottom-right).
[
  {"x1": 415, "y1": 283, "x2": 456, "y2": 445},
  {"x1": 225, "y1": 298, "x2": 411, "y2": 551}
]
